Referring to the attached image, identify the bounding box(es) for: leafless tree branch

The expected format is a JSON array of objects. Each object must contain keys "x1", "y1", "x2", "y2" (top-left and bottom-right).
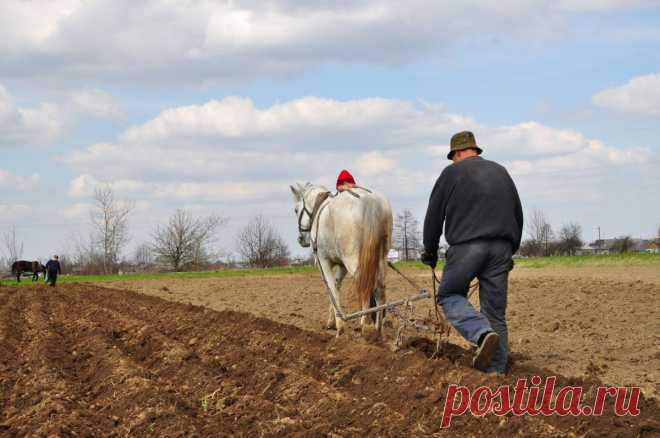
[
  {"x1": 90, "y1": 185, "x2": 134, "y2": 274},
  {"x1": 2, "y1": 225, "x2": 24, "y2": 262},
  {"x1": 151, "y1": 209, "x2": 225, "y2": 271},
  {"x1": 236, "y1": 215, "x2": 290, "y2": 268},
  {"x1": 393, "y1": 209, "x2": 421, "y2": 261}
]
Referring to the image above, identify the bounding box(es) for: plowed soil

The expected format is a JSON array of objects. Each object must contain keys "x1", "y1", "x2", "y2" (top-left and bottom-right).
[
  {"x1": 1, "y1": 278, "x2": 659, "y2": 436},
  {"x1": 108, "y1": 265, "x2": 660, "y2": 398}
]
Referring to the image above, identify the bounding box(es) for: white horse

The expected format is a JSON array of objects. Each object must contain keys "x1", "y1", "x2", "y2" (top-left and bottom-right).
[{"x1": 290, "y1": 182, "x2": 393, "y2": 335}]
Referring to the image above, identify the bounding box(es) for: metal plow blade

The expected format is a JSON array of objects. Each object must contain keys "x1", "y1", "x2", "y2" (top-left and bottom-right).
[{"x1": 339, "y1": 288, "x2": 431, "y2": 321}]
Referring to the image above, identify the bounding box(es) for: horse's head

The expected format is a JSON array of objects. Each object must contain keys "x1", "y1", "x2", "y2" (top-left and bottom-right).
[{"x1": 290, "y1": 182, "x2": 330, "y2": 248}]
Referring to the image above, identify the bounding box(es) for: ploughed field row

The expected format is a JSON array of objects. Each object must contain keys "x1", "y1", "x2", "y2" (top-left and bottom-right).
[
  {"x1": 106, "y1": 265, "x2": 660, "y2": 398},
  {"x1": 0, "y1": 284, "x2": 658, "y2": 436}
]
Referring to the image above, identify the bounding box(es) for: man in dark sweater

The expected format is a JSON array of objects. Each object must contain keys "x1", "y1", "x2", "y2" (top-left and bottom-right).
[
  {"x1": 422, "y1": 131, "x2": 523, "y2": 373},
  {"x1": 45, "y1": 255, "x2": 62, "y2": 287}
]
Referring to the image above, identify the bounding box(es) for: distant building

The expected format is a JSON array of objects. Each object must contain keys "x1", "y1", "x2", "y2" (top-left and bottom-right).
[
  {"x1": 577, "y1": 238, "x2": 659, "y2": 255},
  {"x1": 576, "y1": 239, "x2": 614, "y2": 255},
  {"x1": 647, "y1": 241, "x2": 660, "y2": 254},
  {"x1": 387, "y1": 249, "x2": 400, "y2": 262}
]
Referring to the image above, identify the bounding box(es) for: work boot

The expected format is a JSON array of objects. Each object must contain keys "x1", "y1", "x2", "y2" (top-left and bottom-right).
[{"x1": 473, "y1": 331, "x2": 499, "y2": 372}]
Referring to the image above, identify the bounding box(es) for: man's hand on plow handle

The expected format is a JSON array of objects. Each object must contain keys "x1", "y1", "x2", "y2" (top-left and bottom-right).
[{"x1": 420, "y1": 249, "x2": 438, "y2": 269}]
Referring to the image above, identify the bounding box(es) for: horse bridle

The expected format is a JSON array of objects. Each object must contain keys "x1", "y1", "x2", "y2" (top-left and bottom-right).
[{"x1": 297, "y1": 191, "x2": 331, "y2": 234}]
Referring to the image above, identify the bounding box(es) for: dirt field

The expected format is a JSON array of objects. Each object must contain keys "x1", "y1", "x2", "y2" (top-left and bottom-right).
[
  {"x1": 0, "y1": 265, "x2": 659, "y2": 436},
  {"x1": 108, "y1": 265, "x2": 660, "y2": 398}
]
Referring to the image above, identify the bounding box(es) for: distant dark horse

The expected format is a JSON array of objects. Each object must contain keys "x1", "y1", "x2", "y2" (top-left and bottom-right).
[{"x1": 11, "y1": 260, "x2": 46, "y2": 282}]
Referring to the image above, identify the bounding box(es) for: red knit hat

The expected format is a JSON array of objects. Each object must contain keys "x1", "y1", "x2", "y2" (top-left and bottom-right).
[{"x1": 336, "y1": 169, "x2": 356, "y2": 188}]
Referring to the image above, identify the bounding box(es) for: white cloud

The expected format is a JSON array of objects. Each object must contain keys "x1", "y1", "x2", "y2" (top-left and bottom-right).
[
  {"x1": 68, "y1": 174, "x2": 95, "y2": 197},
  {"x1": 68, "y1": 173, "x2": 146, "y2": 198},
  {"x1": 506, "y1": 140, "x2": 651, "y2": 177},
  {"x1": 70, "y1": 89, "x2": 124, "y2": 120},
  {"x1": 60, "y1": 202, "x2": 93, "y2": 219},
  {"x1": 426, "y1": 121, "x2": 632, "y2": 162},
  {"x1": 355, "y1": 151, "x2": 396, "y2": 177},
  {"x1": 0, "y1": 82, "x2": 123, "y2": 147},
  {"x1": 65, "y1": 97, "x2": 475, "y2": 187},
  {"x1": 485, "y1": 122, "x2": 588, "y2": 158},
  {"x1": 0, "y1": 203, "x2": 31, "y2": 219},
  {"x1": 592, "y1": 72, "x2": 660, "y2": 117},
  {"x1": 557, "y1": 0, "x2": 657, "y2": 11},
  {"x1": 63, "y1": 95, "x2": 655, "y2": 210},
  {"x1": 0, "y1": 0, "x2": 651, "y2": 83},
  {"x1": 120, "y1": 96, "x2": 440, "y2": 147},
  {"x1": 0, "y1": 84, "x2": 69, "y2": 147},
  {"x1": 0, "y1": 169, "x2": 40, "y2": 191},
  {"x1": 153, "y1": 181, "x2": 290, "y2": 203}
]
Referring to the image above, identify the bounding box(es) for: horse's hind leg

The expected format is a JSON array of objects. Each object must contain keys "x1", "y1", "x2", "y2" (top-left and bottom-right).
[
  {"x1": 319, "y1": 258, "x2": 346, "y2": 336},
  {"x1": 327, "y1": 265, "x2": 347, "y2": 330},
  {"x1": 327, "y1": 304, "x2": 336, "y2": 330}
]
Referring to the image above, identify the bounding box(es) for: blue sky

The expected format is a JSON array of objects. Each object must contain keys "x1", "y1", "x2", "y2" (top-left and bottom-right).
[{"x1": 0, "y1": 0, "x2": 659, "y2": 262}]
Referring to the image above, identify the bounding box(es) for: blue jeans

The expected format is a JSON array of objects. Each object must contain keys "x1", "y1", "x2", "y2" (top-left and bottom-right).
[{"x1": 437, "y1": 239, "x2": 513, "y2": 373}]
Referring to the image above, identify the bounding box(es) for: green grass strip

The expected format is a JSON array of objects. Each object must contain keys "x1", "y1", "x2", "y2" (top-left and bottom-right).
[{"x1": 2, "y1": 253, "x2": 657, "y2": 286}]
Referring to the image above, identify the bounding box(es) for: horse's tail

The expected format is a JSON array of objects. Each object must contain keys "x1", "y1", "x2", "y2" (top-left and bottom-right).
[
  {"x1": 354, "y1": 203, "x2": 390, "y2": 308},
  {"x1": 10, "y1": 261, "x2": 17, "y2": 275}
]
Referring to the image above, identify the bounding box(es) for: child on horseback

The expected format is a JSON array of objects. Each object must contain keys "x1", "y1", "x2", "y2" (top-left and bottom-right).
[{"x1": 336, "y1": 169, "x2": 356, "y2": 192}]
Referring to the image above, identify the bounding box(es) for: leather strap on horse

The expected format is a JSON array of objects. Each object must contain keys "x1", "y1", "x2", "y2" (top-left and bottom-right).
[
  {"x1": 313, "y1": 191, "x2": 331, "y2": 213},
  {"x1": 310, "y1": 186, "x2": 372, "y2": 251},
  {"x1": 310, "y1": 192, "x2": 331, "y2": 253},
  {"x1": 345, "y1": 185, "x2": 372, "y2": 198},
  {"x1": 298, "y1": 190, "x2": 331, "y2": 233}
]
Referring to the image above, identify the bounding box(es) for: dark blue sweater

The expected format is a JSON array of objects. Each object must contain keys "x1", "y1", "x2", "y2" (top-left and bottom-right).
[
  {"x1": 46, "y1": 260, "x2": 61, "y2": 274},
  {"x1": 423, "y1": 156, "x2": 523, "y2": 254}
]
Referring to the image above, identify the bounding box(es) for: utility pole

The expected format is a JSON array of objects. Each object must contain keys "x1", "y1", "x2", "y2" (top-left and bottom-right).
[{"x1": 403, "y1": 220, "x2": 408, "y2": 261}]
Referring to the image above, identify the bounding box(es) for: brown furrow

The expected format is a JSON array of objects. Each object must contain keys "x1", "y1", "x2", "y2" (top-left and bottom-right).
[
  {"x1": 33, "y1": 289, "x2": 208, "y2": 436},
  {"x1": 0, "y1": 289, "x2": 28, "y2": 427},
  {"x1": 1, "y1": 283, "x2": 658, "y2": 437}
]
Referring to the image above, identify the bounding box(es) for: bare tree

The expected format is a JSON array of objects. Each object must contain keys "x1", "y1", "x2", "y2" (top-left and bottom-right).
[
  {"x1": 393, "y1": 209, "x2": 422, "y2": 261},
  {"x1": 56, "y1": 254, "x2": 70, "y2": 275},
  {"x1": 557, "y1": 222, "x2": 583, "y2": 256},
  {"x1": 611, "y1": 235, "x2": 633, "y2": 253},
  {"x1": 2, "y1": 225, "x2": 23, "y2": 262},
  {"x1": 65, "y1": 232, "x2": 105, "y2": 275},
  {"x1": 236, "y1": 215, "x2": 290, "y2": 268},
  {"x1": 90, "y1": 185, "x2": 134, "y2": 274},
  {"x1": 525, "y1": 208, "x2": 554, "y2": 256},
  {"x1": 152, "y1": 209, "x2": 225, "y2": 271}
]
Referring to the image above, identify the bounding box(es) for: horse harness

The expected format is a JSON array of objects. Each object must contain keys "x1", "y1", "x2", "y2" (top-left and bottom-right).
[
  {"x1": 297, "y1": 186, "x2": 373, "y2": 253},
  {"x1": 297, "y1": 191, "x2": 331, "y2": 250}
]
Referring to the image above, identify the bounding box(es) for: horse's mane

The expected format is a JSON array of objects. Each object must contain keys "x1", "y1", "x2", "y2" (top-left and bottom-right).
[{"x1": 302, "y1": 182, "x2": 330, "y2": 195}]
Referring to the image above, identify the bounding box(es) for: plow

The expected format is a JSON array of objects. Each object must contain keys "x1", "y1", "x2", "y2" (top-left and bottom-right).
[
  {"x1": 317, "y1": 258, "x2": 470, "y2": 351},
  {"x1": 316, "y1": 257, "x2": 482, "y2": 355},
  {"x1": 325, "y1": 261, "x2": 434, "y2": 323}
]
